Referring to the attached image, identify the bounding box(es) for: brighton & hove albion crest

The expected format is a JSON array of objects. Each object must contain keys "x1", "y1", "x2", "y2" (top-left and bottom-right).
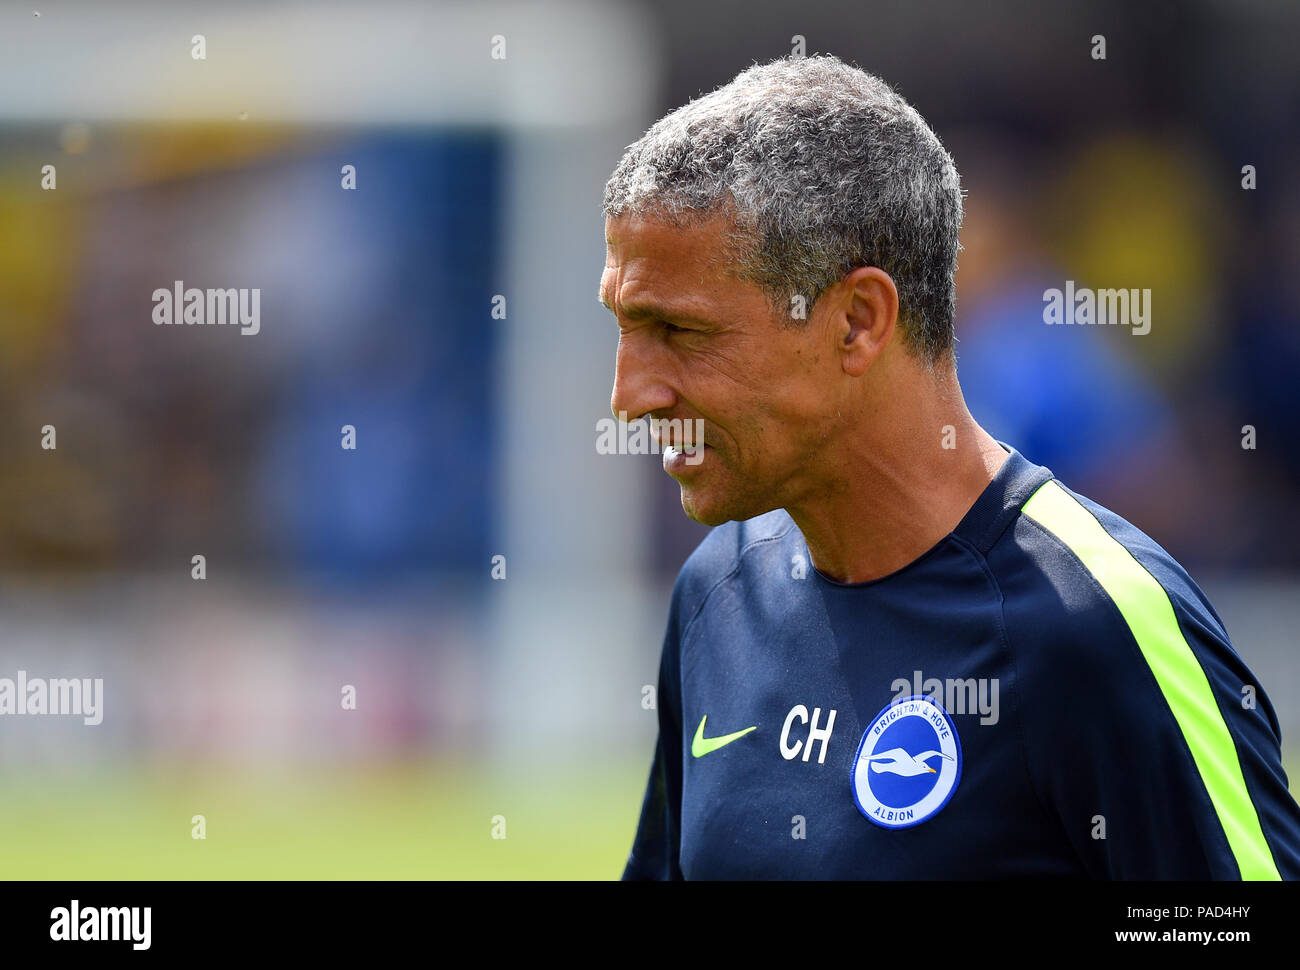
[{"x1": 851, "y1": 695, "x2": 962, "y2": 829}]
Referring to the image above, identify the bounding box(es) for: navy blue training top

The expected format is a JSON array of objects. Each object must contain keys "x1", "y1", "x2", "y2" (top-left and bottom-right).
[{"x1": 623, "y1": 443, "x2": 1300, "y2": 879}]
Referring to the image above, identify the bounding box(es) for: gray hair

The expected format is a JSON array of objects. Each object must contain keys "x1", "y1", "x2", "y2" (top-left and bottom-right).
[{"x1": 602, "y1": 54, "x2": 963, "y2": 365}]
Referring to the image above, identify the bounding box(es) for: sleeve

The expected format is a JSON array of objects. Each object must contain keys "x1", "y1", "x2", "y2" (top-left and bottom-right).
[
  {"x1": 621, "y1": 592, "x2": 685, "y2": 881},
  {"x1": 1014, "y1": 560, "x2": 1300, "y2": 880}
]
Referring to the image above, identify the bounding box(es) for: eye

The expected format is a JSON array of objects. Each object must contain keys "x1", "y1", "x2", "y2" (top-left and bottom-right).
[{"x1": 660, "y1": 320, "x2": 688, "y2": 334}]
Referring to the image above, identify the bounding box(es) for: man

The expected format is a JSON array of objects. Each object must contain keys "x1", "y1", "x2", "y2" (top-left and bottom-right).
[{"x1": 600, "y1": 54, "x2": 1300, "y2": 879}]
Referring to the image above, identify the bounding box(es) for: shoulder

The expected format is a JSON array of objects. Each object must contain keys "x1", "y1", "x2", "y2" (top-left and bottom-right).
[
  {"x1": 981, "y1": 475, "x2": 1283, "y2": 787},
  {"x1": 985, "y1": 476, "x2": 1238, "y2": 695},
  {"x1": 668, "y1": 509, "x2": 798, "y2": 627},
  {"x1": 984, "y1": 476, "x2": 1300, "y2": 878}
]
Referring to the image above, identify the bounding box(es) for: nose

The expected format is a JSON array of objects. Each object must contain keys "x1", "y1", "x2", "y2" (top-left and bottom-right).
[{"x1": 610, "y1": 332, "x2": 676, "y2": 423}]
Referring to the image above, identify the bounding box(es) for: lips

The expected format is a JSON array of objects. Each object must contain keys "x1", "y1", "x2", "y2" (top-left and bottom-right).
[
  {"x1": 649, "y1": 417, "x2": 707, "y2": 452},
  {"x1": 663, "y1": 443, "x2": 708, "y2": 473},
  {"x1": 665, "y1": 443, "x2": 707, "y2": 459}
]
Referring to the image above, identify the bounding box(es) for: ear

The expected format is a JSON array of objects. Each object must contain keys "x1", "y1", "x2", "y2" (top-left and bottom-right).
[{"x1": 833, "y1": 267, "x2": 898, "y2": 377}]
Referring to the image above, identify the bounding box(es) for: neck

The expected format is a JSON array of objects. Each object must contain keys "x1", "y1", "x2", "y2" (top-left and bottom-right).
[{"x1": 786, "y1": 358, "x2": 1009, "y2": 584}]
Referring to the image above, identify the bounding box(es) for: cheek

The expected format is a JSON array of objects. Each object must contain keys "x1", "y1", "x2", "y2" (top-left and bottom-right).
[
  {"x1": 707, "y1": 337, "x2": 828, "y2": 454},
  {"x1": 727, "y1": 412, "x2": 797, "y2": 469},
  {"x1": 757, "y1": 362, "x2": 829, "y2": 426}
]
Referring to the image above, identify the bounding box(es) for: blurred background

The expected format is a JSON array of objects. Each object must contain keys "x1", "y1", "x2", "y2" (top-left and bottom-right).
[{"x1": 0, "y1": 0, "x2": 1296, "y2": 878}]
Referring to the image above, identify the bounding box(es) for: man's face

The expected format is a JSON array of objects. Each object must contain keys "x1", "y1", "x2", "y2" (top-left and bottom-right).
[{"x1": 600, "y1": 211, "x2": 844, "y2": 525}]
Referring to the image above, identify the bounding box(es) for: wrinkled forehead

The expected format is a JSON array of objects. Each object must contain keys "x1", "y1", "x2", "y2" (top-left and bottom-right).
[
  {"x1": 602, "y1": 214, "x2": 708, "y2": 299},
  {"x1": 599, "y1": 209, "x2": 763, "y2": 321},
  {"x1": 604, "y1": 208, "x2": 749, "y2": 277}
]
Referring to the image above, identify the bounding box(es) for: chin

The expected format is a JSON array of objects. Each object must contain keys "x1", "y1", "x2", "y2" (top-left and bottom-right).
[
  {"x1": 678, "y1": 485, "x2": 770, "y2": 527},
  {"x1": 681, "y1": 501, "x2": 732, "y2": 527},
  {"x1": 678, "y1": 486, "x2": 727, "y2": 526}
]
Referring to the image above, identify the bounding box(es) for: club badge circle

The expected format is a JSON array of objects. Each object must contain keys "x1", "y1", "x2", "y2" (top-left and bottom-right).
[{"x1": 851, "y1": 695, "x2": 963, "y2": 829}]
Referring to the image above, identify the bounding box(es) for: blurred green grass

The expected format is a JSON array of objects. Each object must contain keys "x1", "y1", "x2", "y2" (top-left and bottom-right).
[
  {"x1": 6, "y1": 755, "x2": 1297, "y2": 878},
  {"x1": 0, "y1": 759, "x2": 647, "y2": 879}
]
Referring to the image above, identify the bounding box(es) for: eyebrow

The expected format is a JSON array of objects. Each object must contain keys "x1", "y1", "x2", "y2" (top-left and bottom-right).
[{"x1": 595, "y1": 290, "x2": 713, "y2": 328}]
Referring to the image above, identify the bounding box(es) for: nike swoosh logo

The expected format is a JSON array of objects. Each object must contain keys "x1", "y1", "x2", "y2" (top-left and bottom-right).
[{"x1": 691, "y1": 715, "x2": 757, "y2": 758}]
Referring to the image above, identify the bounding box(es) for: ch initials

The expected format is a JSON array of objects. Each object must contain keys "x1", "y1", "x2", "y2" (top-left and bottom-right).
[{"x1": 779, "y1": 705, "x2": 837, "y2": 764}]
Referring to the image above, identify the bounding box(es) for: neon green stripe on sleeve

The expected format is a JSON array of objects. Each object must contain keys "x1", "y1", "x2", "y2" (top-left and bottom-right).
[{"x1": 1021, "y1": 479, "x2": 1279, "y2": 880}]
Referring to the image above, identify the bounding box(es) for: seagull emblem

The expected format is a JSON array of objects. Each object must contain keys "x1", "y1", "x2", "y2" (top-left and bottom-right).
[{"x1": 867, "y1": 747, "x2": 955, "y2": 776}]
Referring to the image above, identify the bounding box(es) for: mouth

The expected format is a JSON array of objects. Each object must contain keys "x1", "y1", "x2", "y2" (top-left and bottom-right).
[
  {"x1": 663, "y1": 442, "x2": 711, "y2": 473},
  {"x1": 649, "y1": 418, "x2": 707, "y2": 451},
  {"x1": 647, "y1": 416, "x2": 712, "y2": 473}
]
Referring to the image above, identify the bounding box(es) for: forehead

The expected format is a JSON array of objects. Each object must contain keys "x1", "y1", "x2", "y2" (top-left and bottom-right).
[{"x1": 601, "y1": 211, "x2": 741, "y2": 300}]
